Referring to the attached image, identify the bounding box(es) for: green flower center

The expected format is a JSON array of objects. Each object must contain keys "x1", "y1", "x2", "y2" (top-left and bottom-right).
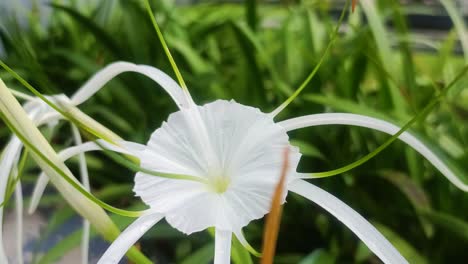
[{"x1": 209, "y1": 176, "x2": 231, "y2": 193}]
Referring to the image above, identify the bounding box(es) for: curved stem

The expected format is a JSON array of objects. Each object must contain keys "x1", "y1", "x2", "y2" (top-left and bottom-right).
[
  {"x1": 270, "y1": 0, "x2": 350, "y2": 117},
  {"x1": 142, "y1": 0, "x2": 188, "y2": 91},
  {"x1": 29, "y1": 139, "x2": 207, "y2": 213},
  {"x1": 280, "y1": 113, "x2": 468, "y2": 191}
]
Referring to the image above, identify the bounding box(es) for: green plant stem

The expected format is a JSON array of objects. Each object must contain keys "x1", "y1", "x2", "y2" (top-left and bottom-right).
[
  {"x1": 307, "y1": 64, "x2": 468, "y2": 178},
  {"x1": 272, "y1": 0, "x2": 350, "y2": 116},
  {"x1": 143, "y1": 0, "x2": 188, "y2": 90}
]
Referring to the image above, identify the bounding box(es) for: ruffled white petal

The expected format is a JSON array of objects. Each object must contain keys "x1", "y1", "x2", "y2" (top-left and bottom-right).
[
  {"x1": 214, "y1": 229, "x2": 232, "y2": 264},
  {"x1": 288, "y1": 179, "x2": 408, "y2": 264},
  {"x1": 97, "y1": 213, "x2": 163, "y2": 264},
  {"x1": 279, "y1": 113, "x2": 468, "y2": 191},
  {"x1": 70, "y1": 61, "x2": 188, "y2": 108},
  {"x1": 133, "y1": 100, "x2": 301, "y2": 234}
]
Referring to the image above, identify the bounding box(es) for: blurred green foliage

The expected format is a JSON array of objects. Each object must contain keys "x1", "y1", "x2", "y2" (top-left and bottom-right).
[{"x1": 1, "y1": 0, "x2": 468, "y2": 263}]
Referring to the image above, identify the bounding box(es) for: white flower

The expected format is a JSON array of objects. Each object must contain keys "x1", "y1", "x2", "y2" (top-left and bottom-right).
[
  {"x1": 23, "y1": 62, "x2": 467, "y2": 264},
  {"x1": 95, "y1": 96, "x2": 411, "y2": 264}
]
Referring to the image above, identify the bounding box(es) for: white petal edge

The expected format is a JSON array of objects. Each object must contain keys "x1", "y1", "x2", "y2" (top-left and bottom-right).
[
  {"x1": 28, "y1": 140, "x2": 144, "y2": 214},
  {"x1": 288, "y1": 179, "x2": 408, "y2": 264},
  {"x1": 71, "y1": 124, "x2": 90, "y2": 264},
  {"x1": 97, "y1": 213, "x2": 163, "y2": 264},
  {"x1": 70, "y1": 61, "x2": 188, "y2": 108},
  {"x1": 214, "y1": 229, "x2": 232, "y2": 264},
  {"x1": 278, "y1": 113, "x2": 468, "y2": 192}
]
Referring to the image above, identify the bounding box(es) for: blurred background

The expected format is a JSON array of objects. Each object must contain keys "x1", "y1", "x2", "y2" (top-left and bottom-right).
[{"x1": 1, "y1": 0, "x2": 468, "y2": 263}]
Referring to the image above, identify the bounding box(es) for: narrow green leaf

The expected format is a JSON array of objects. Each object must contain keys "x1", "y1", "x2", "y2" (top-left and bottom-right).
[
  {"x1": 306, "y1": 64, "x2": 468, "y2": 178},
  {"x1": 232, "y1": 235, "x2": 254, "y2": 264},
  {"x1": 420, "y1": 210, "x2": 468, "y2": 241},
  {"x1": 369, "y1": 222, "x2": 428, "y2": 264},
  {"x1": 298, "y1": 249, "x2": 335, "y2": 264},
  {"x1": 180, "y1": 243, "x2": 214, "y2": 264},
  {"x1": 49, "y1": 3, "x2": 123, "y2": 57}
]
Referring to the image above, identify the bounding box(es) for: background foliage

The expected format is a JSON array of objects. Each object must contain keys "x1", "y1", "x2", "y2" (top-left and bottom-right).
[{"x1": 1, "y1": 0, "x2": 468, "y2": 263}]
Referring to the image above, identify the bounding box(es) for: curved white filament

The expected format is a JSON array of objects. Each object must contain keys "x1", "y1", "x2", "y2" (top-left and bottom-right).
[
  {"x1": 27, "y1": 173, "x2": 48, "y2": 215},
  {"x1": 70, "y1": 61, "x2": 189, "y2": 108},
  {"x1": 0, "y1": 138, "x2": 23, "y2": 264},
  {"x1": 214, "y1": 229, "x2": 232, "y2": 264},
  {"x1": 97, "y1": 213, "x2": 163, "y2": 264},
  {"x1": 28, "y1": 140, "x2": 145, "y2": 214},
  {"x1": 71, "y1": 125, "x2": 90, "y2": 264},
  {"x1": 279, "y1": 113, "x2": 468, "y2": 192},
  {"x1": 288, "y1": 179, "x2": 408, "y2": 264},
  {"x1": 14, "y1": 180, "x2": 23, "y2": 264}
]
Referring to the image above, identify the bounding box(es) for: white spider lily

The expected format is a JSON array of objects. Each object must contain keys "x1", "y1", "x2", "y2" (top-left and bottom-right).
[
  {"x1": 40, "y1": 62, "x2": 466, "y2": 264},
  {"x1": 0, "y1": 62, "x2": 185, "y2": 264}
]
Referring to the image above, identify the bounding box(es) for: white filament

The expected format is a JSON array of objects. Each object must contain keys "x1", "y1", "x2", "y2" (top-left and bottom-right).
[{"x1": 279, "y1": 113, "x2": 468, "y2": 192}]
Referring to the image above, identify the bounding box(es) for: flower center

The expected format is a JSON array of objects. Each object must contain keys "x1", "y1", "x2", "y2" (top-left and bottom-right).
[{"x1": 209, "y1": 176, "x2": 231, "y2": 193}]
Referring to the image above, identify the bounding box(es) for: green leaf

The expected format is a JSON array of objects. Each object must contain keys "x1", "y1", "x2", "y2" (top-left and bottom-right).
[
  {"x1": 298, "y1": 248, "x2": 335, "y2": 264},
  {"x1": 304, "y1": 94, "x2": 398, "y2": 121},
  {"x1": 231, "y1": 235, "x2": 253, "y2": 264},
  {"x1": 49, "y1": 3, "x2": 123, "y2": 57},
  {"x1": 420, "y1": 210, "x2": 468, "y2": 242},
  {"x1": 369, "y1": 222, "x2": 428, "y2": 264},
  {"x1": 360, "y1": 0, "x2": 406, "y2": 114},
  {"x1": 290, "y1": 139, "x2": 325, "y2": 160},
  {"x1": 379, "y1": 170, "x2": 433, "y2": 237},
  {"x1": 180, "y1": 243, "x2": 214, "y2": 264}
]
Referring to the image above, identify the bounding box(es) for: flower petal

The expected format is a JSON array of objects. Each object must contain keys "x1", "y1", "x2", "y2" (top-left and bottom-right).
[
  {"x1": 97, "y1": 213, "x2": 163, "y2": 264},
  {"x1": 70, "y1": 62, "x2": 188, "y2": 108},
  {"x1": 214, "y1": 229, "x2": 232, "y2": 264},
  {"x1": 288, "y1": 179, "x2": 408, "y2": 264},
  {"x1": 279, "y1": 113, "x2": 468, "y2": 191}
]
